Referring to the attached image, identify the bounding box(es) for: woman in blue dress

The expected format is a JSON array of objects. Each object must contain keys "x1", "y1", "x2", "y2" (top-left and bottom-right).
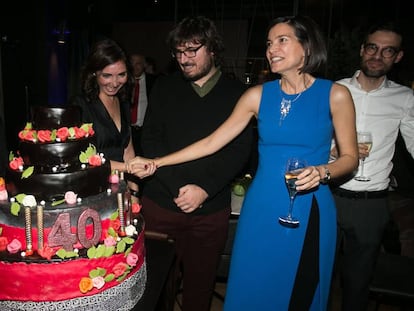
[{"x1": 129, "y1": 15, "x2": 358, "y2": 310}]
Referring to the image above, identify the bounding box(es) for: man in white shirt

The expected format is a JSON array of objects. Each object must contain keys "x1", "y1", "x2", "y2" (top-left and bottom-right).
[
  {"x1": 129, "y1": 53, "x2": 158, "y2": 155},
  {"x1": 333, "y1": 22, "x2": 414, "y2": 311}
]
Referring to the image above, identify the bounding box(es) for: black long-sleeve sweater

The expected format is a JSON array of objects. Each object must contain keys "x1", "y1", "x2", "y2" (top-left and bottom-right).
[{"x1": 141, "y1": 71, "x2": 253, "y2": 215}]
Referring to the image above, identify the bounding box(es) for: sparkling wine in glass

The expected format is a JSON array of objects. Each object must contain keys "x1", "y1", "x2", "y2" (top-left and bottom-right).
[
  {"x1": 354, "y1": 132, "x2": 373, "y2": 182},
  {"x1": 279, "y1": 158, "x2": 307, "y2": 228}
]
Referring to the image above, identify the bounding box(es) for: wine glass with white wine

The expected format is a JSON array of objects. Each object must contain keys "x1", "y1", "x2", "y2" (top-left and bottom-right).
[
  {"x1": 354, "y1": 131, "x2": 373, "y2": 182},
  {"x1": 279, "y1": 157, "x2": 307, "y2": 228}
]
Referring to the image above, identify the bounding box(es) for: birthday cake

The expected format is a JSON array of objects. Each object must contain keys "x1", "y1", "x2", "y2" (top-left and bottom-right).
[{"x1": 0, "y1": 107, "x2": 146, "y2": 311}]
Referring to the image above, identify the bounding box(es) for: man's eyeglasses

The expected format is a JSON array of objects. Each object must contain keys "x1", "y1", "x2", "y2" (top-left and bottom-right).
[
  {"x1": 171, "y1": 44, "x2": 204, "y2": 59},
  {"x1": 363, "y1": 43, "x2": 399, "y2": 58}
]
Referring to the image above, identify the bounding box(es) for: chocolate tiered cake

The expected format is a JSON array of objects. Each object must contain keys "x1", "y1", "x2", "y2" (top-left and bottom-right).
[{"x1": 0, "y1": 107, "x2": 146, "y2": 311}]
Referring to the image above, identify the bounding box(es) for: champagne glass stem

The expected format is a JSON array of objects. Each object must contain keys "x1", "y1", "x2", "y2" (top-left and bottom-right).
[
  {"x1": 287, "y1": 196, "x2": 295, "y2": 220},
  {"x1": 360, "y1": 158, "x2": 365, "y2": 177}
]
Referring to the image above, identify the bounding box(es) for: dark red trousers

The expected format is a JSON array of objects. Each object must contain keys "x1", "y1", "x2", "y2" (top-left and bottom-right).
[{"x1": 141, "y1": 196, "x2": 230, "y2": 311}]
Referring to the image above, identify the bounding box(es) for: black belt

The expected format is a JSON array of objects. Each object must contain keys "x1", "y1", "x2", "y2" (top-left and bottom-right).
[{"x1": 333, "y1": 188, "x2": 388, "y2": 199}]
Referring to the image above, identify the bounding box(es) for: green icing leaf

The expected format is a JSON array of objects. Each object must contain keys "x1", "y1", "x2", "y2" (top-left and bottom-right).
[
  {"x1": 116, "y1": 271, "x2": 129, "y2": 282},
  {"x1": 116, "y1": 240, "x2": 126, "y2": 253},
  {"x1": 87, "y1": 246, "x2": 97, "y2": 259},
  {"x1": 97, "y1": 267, "x2": 107, "y2": 276},
  {"x1": 95, "y1": 244, "x2": 106, "y2": 258},
  {"x1": 104, "y1": 246, "x2": 115, "y2": 257},
  {"x1": 65, "y1": 251, "x2": 79, "y2": 258},
  {"x1": 56, "y1": 249, "x2": 67, "y2": 259},
  {"x1": 68, "y1": 127, "x2": 75, "y2": 138},
  {"x1": 80, "y1": 123, "x2": 92, "y2": 132},
  {"x1": 8, "y1": 151, "x2": 15, "y2": 162},
  {"x1": 51, "y1": 129, "x2": 57, "y2": 141},
  {"x1": 11, "y1": 202, "x2": 21, "y2": 216},
  {"x1": 51, "y1": 198, "x2": 65, "y2": 206},
  {"x1": 21, "y1": 166, "x2": 34, "y2": 179},
  {"x1": 104, "y1": 273, "x2": 115, "y2": 282},
  {"x1": 79, "y1": 151, "x2": 88, "y2": 163},
  {"x1": 107, "y1": 227, "x2": 116, "y2": 237},
  {"x1": 124, "y1": 246, "x2": 132, "y2": 257},
  {"x1": 89, "y1": 268, "x2": 100, "y2": 278},
  {"x1": 110, "y1": 210, "x2": 119, "y2": 220},
  {"x1": 122, "y1": 237, "x2": 135, "y2": 245},
  {"x1": 15, "y1": 193, "x2": 26, "y2": 204}
]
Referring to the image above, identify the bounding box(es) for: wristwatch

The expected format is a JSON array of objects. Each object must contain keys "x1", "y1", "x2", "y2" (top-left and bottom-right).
[{"x1": 320, "y1": 166, "x2": 331, "y2": 184}]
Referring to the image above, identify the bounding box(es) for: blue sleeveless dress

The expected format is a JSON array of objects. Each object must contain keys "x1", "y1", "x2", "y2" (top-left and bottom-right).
[{"x1": 224, "y1": 79, "x2": 336, "y2": 311}]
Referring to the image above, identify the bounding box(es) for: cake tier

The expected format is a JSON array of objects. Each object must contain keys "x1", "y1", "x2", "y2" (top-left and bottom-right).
[
  {"x1": 0, "y1": 182, "x2": 131, "y2": 238},
  {"x1": 0, "y1": 232, "x2": 146, "y2": 305},
  {"x1": 18, "y1": 136, "x2": 97, "y2": 167},
  {"x1": 6, "y1": 161, "x2": 111, "y2": 202},
  {"x1": 0, "y1": 265, "x2": 146, "y2": 311},
  {"x1": 31, "y1": 106, "x2": 82, "y2": 129},
  {"x1": 0, "y1": 181, "x2": 146, "y2": 305}
]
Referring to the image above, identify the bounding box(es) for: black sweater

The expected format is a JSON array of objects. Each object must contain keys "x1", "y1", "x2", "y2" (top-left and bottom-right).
[{"x1": 141, "y1": 71, "x2": 253, "y2": 215}]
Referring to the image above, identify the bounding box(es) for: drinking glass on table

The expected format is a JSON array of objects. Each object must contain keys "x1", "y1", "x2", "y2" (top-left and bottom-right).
[
  {"x1": 278, "y1": 157, "x2": 307, "y2": 228},
  {"x1": 354, "y1": 131, "x2": 373, "y2": 182}
]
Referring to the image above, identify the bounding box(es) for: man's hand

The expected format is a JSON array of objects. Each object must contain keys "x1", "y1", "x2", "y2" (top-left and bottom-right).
[{"x1": 174, "y1": 184, "x2": 208, "y2": 213}]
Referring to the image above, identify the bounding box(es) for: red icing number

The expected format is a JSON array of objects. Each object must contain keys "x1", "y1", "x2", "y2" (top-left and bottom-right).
[{"x1": 47, "y1": 208, "x2": 102, "y2": 250}]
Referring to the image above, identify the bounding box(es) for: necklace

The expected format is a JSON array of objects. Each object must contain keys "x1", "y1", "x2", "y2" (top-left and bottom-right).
[{"x1": 278, "y1": 79, "x2": 308, "y2": 126}]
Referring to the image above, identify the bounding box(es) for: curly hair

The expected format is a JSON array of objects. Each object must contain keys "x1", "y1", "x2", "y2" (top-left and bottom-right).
[
  {"x1": 166, "y1": 16, "x2": 225, "y2": 66},
  {"x1": 80, "y1": 39, "x2": 134, "y2": 103}
]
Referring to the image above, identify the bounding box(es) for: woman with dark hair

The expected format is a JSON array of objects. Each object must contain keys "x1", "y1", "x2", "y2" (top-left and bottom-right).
[
  {"x1": 129, "y1": 15, "x2": 358, "y2": 310},
  {"x1": 70, "y1": 39, "x2": 139, "y2": 195}
]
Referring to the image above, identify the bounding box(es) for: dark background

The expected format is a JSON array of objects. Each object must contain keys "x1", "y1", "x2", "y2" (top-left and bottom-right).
[{"x1": 0, "y1": 0, "x2": 413, "y2": 152}]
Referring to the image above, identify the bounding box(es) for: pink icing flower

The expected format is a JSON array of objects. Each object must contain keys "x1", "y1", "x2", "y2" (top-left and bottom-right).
[
  {"x1": 64, "y1": 191, "x2": 78, "y2": 204},
  {"x1": 37, "y1": 130, "x2": 53, "y2": 143},
  {"x1": 0, "y1": 190, "x2": 8, "y2": 201},
  {"x1": 126, "y1": 252, "x2": 139, "y2": 267},
  {"x1": 88, "y1": 154, "x2": 102, "y2": 166},
  {"x1": 92, "y1": 276, "x2": 105, "y2": 289},
  {"x1": 7, "y1": 238, "x2": 22, "y2": 254},
  {"x1": 112, "y1": 262, "x2": 128, "y2": 277},
  {"x1": 104, "y1": 235, "x2": 117, "y2": 247},
  {"x1": 9, "y1": 157, "x2": 24, "y2": 170},
  {"x1": 108, "y1": 173, "x2": 119, "y2": 184},
  {"x1": 56, "y1": 127, "x2": 70, "y2": 142}
]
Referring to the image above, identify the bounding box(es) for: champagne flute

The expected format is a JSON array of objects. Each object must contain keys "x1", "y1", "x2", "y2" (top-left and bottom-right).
[
  {"x1": 279, "y1": 158, "x2": 307, "y2": 228},
  {"x1": 354, "y1": 132, "x2": 373, "y2": 182}
]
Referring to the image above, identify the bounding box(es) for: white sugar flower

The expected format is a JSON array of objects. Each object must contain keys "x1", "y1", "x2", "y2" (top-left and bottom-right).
[{"x1": 22, "y1": 195, "x2": 37, "y2": 207}]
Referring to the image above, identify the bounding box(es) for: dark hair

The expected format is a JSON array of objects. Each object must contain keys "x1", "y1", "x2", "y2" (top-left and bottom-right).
[
  {"x1": 80, "y1": 39, "x2": 134, "y2": 102},
  {"x1": 166, "y1": 16, "x2": 225, "y2": 66},
  {"x1": 268, "y1": 15, "x2": 327, "y2": 74},
  {"x1": 364, "y1": 21, "x2": 403, "y2": 49}
]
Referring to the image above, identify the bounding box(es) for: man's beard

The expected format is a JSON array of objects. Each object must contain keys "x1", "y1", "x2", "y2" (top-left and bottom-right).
[
  {"x1": 360, "y1": 59, "x2": 390, "y2": 78},
  {"x1": 182, "y1": 59, "x2": 214, "y2": 82}
]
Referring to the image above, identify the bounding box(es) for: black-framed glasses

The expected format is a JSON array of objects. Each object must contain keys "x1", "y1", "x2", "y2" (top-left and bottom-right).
[
  {"x1": 363, "y1": 43, "x2": 399, "y2": 58},
  {"x1": 171, "y1": 44, "x2": 204, "y2": 59}
]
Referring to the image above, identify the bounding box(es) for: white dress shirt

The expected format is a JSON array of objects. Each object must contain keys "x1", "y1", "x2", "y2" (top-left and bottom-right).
[
  {"x1": 337, "y1": 70, "x2": 414, "y2": 191},
  {"x1": 132, "y1": 73, "x2": 149, "y2": 127}
]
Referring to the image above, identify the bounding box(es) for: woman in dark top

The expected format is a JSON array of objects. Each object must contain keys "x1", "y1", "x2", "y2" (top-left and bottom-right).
[{"x1": 70, "y1": 39, "x2": 139, "y2": 194}]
